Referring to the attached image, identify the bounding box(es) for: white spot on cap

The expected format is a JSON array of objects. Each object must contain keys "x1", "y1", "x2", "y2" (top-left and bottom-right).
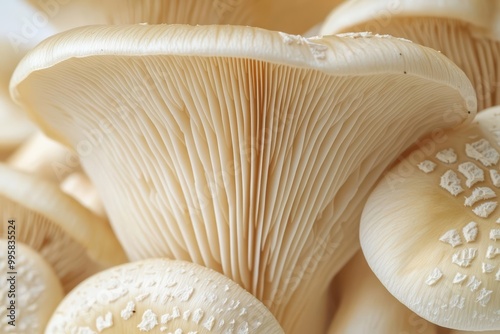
[
  {"x1": 439, "y1": 229, "x2": 462, "y2": 247},
  {"x1": 490, "y1": 229, "x2": 500, "y2": 241},
  {"x1": 458, "y1": 162, "x2": 484, "y2": 187},
  {"x1": 464, "y1": 187, "x2": 496, "y2": 206},
  {"x1": 436, "y1": 148, "x2": 457, "y2": 164},
  {"x1": 192, "y1": 308, "x2": 204, "y2": 324},
  {"x1": 175, "y1": 286, "x2": 194, "y2": 302},
  {"x1": 496, "y1": 269, "x2": 500, "y2": 281},
  {"x1": 466, "y1": 139, "x2": 500, "y2": 167},
  {"x1": 77, "y1": 327, "x2": 97, "y2": 334},
  {"x1": 418, "y1": 160, "x2": 437, "y2": 173},
  {"x1": 425, "y1": 268, "x2": 443, "y2": 286},
  {"x1": 486, "y1": 245, "x2": 500, "y2": 259},
  {"x1": 482, "y1": 263, "x2": 496, "y2": 273},
  {"x1": 490, "y1": 170, "x2": 500, "y2": 187},
  {"x1": 203, "y1": 316, "x2": 215, "y2": 331},
  {"x1": 135, "y1": 292, "x2": 150, "y2": 302},
  {"x1": 183, "y1": 310, "x2": 191, "y2": 320},
  {"x1": 463, "y1": 222, "x2": 479, "y2": 243},
  {"x1": 137, "y1": 310, "x2": 158, "y2": 331},
  {"x1": 472, "y1": 201, "x2": 498, "y2": 218},
  {"x1": 120, "y1": 301, "x2": 135, "y2": 320},
  {"x1": 449, "y1": 294, "x2": 465, "y2": 309},
  {"x1": 453, "y1": 272, "x2": 468, "y2": 284},
  {"x1": 476, "y1": 288, "x2": 493, "y2": 307},
  {"x1": 96, "y1": 312, "x2": 113, "y2": 332},
  {"x1": 452, "y1": 248, "x2": 477, "y2": 267},
  {"x1": 440, "y1": 170, "x2": 464, "y2": 196},
  {"x1": 466, "y1": 276, "x2": 482, "y2": 292}
]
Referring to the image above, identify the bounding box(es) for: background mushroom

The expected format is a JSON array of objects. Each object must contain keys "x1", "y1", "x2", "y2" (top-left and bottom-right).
[
  {"x1": 328, "y1": 251, "x2": 440, "y2": 334},
  {"x1": 0, "y1": 163, "x2": 126, "y2": 291},
  {"x1": 359, "y1": 106, "x2": 500, "y2": 330},
  {"x1": 46, "y1": 258, "x2": 284, "y2": 333},
  {"x1": 10, "y1": 24, "x2": 475, "y2": 333},
  {"x1": 320, "y1": 0, "x2": 500, "y2": 111},
  {"x1": 0, "y1": 240, "x2": 64, "y2": 333}
]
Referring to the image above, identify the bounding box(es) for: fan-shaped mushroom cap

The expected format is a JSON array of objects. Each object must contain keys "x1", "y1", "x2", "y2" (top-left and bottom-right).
[
  {"x1": 360, "y1": 106, "x2": 500, "y2": 331},
  {"x1": 46, "y1": 258, "x2": 283, "y2": 333},
  {"x1": 320, "y1": 0, "x2": 500, "y2": 111},
  {"x1": 10, "y1": 25, "x2": 475, "y2": 332},
  {"x1": 0, "y1": 240, "x2": 63, "y2": 333},
  {"x1": 0, "y1": 163, "x2": 126, "y2": 291},
  {"x1": 328, "y1": 251, "x2": 439, "y2": 334}
]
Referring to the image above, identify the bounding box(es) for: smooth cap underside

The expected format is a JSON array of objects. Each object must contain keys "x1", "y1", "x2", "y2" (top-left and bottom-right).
[
  {"x1": 320, "y1": 0, "x2": 500, "y2": 111},
  {"x1": 360, "y1": 107, "x2": 500, "y2": 330},
  {"x1": 46, "y1": 258, "x2": 284, "y2": 333},
  {"x1": 0, "y1": 240, "x2": 64, "y2": 333},
  {"x1": 10, "y1": 24, "x2": 476, "y2": 332}
]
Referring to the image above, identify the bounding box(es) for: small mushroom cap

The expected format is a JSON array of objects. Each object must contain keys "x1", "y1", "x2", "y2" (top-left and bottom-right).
[
  {"x1": 360, "y1": 106, "x2": 500, "y2": 331},
  {"x1": 328, "y1": 251, "x2": 439, "y2": 334},
  {"x1": 10, "y1": 24, "x2": 475, "y2": 333},
  {"x1": 320, "y1": 0, "x2": 500, "y2": 111},
  {"x1": 0, "y1": 163, "x2": 126, "y2": 291},
  {"x1": 0, "y1": 240, "x2": 64, "y2": 333},
  {"x1": 46, "y1": 258, "x2": 284, "y2": 333}
]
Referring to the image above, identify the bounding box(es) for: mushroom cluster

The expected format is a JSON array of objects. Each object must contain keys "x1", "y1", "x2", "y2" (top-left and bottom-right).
[{"x1": 0, "y1": 1, "x2": 498, "y2": 333}]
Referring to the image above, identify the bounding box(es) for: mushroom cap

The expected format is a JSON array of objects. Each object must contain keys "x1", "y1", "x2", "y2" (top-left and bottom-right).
[
  {"x1": 320, "y1": 0, "x2": 500, "y2": 111},
  {"x1": 328, "y1": 251, "x2": 439, "y2": 334},
  {"x1": 46, "y1": 258, "x2": 284, "y2": 333},
  {"x1": 7, "y1": 131, "x2": 81, "y2": 183},
  {"x1": 0, "y1": 163, "x2": 126, "y2": 291},
  {"x1": 360, "y1": 106, "x2": 500, "y2": 331},
  {"x1": 10, "y1": 24, "x2": 475, "y2": 332},
  {"x1": 0, "y1": 239, "x2": 64, "y2": 333}
]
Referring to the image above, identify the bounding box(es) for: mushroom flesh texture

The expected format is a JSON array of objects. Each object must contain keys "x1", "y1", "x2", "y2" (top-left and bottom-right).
[
  {"x1": 0, "y1": 240, "x2": 64, "y2": 334},
  {"x1": 0, "y1": 163, "x2": 126, "y2": 291},
  {"x1": 359, "y1": 106, "x2": 500, "y2": 331},
  {"x1": 10, "y1": 24, "x2": 475, "y2": 332},
  {"x1": 320, "y1": 0, "x2": 500, "y2": 111},
  {"x1": 46, "y1": 258, "x2": 284, "y2": 333},
  {"x1": 328, "y1": 251, "x2": 439, "y2": 334}
]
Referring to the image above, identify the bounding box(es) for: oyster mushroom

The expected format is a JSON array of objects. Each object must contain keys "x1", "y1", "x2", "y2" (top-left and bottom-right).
[
  {"x1": 45, "y1": 258, "x2": 284, "y2": 333},
  {"x1": 0, "y1": 240, "x2": 64, "y2": 333},
  {"x1": 320, "y1": 0, "x2": 500, "y2": 111},
  {"x1": 0, "y1": 163, "x2": 126, "y2": 291},
  {"x1": 359, "y1": 106, "x2": 500, "y2": 330},
  {"x1": 10, "y1": 24, "x2": 475, "y2": 332}
]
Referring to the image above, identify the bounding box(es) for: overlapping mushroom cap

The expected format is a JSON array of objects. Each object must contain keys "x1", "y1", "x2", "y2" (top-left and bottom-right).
[
  {"x1": 360, "y1": 106, "x2": 500, "y2": 331},
  {"x1": 10, "y1": 24, "x2": 475, "y2": 332},
  {"x1": 320, "y1": 0, "x2": 500, "y2": 111},
  {"x1": 46, "y1": 258, "x2": 283, "y2": 333},
  {"x1": 0, "y1": 163, "x2": 126, "y2": 291}
]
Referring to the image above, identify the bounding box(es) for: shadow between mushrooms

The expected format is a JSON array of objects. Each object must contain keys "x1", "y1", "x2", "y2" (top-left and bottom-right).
[{"x1": 10, "y1": 24, "x2": 475, "y2": 333}]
